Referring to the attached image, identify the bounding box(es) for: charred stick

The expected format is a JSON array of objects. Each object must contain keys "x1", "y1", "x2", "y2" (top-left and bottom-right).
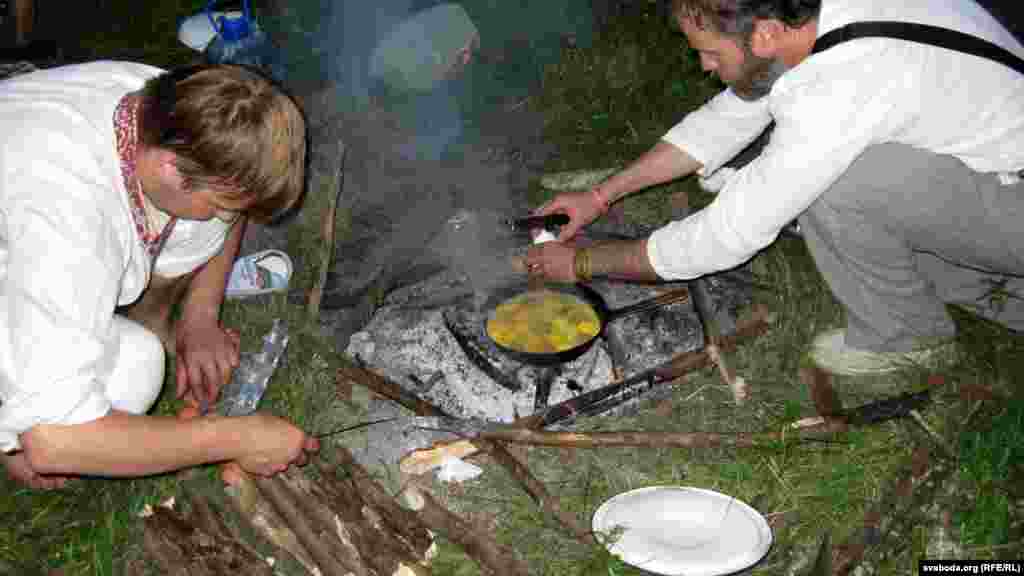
[
  {"x1": 529, "y1": 305, "x2": 771, "y2": 430},
  {"x1": 671, "y1": 192, "x2": 745, "y2": 404},
  {"x1": 337, "y1": 362, "x2": 453, "y2": 419},
  {"x1": 443, "y1": 311, "x2": 523, "y2": 392},
  {"x1": 533, "y1": 366, "x2": 559, "y2": 412}
]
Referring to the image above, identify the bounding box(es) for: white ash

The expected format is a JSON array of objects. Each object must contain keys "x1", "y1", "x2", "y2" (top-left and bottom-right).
[{"x1": 347, "y1": 303, "x2": 615, "y2": 424}]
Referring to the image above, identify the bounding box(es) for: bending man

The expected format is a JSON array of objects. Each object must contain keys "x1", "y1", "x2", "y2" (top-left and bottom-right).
[
  {"x1": 0, "y1": 62, "x2": 317, "y2": 489},
  {"x1": 527, "y1": 0, "x2": 1024, "y2": 376}
]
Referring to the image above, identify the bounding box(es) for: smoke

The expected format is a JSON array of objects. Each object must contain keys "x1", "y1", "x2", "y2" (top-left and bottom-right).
[{"x1": 263, "y1": 1, "x2": 598, "y2": 303}]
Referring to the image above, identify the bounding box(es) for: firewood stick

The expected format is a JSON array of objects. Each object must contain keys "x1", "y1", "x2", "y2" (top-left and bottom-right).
[
  {"x1": 308, "y1": 144, "x2": 346, "y2": 321},
  {"x1": 223, "y1": 470, "x2": 321, "y2": 575},
  {"x1": 319, "y1": 450, "x2": 434, "y2": 556},
  {"x1": 479, "y1": 420, "x2": 850, "y2": 450},
  {"x1": 278, "y1": 469, "x2": 374, "y2": 574},
  {"x1": 482, "y1": 440, "x2": 596, "y2": 545},
  {"x1": 399, "y1": 418, "x2": 845, "y2": 477},
  {"x1": 253, "y1": 475, "x2": 360, "y2": 576},
  {"x1": 405, "y1": 487, "x2": 531, "y2": 576},
  {"x1": 308, "y1": 459, "x2": 433, "y2": 575}
]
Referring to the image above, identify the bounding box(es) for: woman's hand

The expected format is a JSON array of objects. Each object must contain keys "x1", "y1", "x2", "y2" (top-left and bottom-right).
[{"x1": 175, "y1": 319, "x2": 240, "y2": 410}]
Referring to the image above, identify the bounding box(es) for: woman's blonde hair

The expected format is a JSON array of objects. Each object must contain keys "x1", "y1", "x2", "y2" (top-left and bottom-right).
[{"x1": 138, "y1": 64, "x2": 307, "y2": 223}]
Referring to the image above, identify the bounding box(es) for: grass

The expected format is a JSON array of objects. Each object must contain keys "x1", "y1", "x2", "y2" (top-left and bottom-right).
[{"x1": 2, "y1": 1, "x2": 1023, "y2": 575}]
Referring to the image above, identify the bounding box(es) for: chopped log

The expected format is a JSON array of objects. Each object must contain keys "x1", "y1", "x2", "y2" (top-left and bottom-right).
[
  {"x1": 481, "y1": 439, "x2": 596, "y2": 546},
  {"x1": 143, "y1": 500, "x2": 274, "y2": 576},
  {"x1": 253, "y1": 475, "x2": 357, "y2": 575},
  {"x1": 401, "y1": 486, "x2": 531, "y2": 576},
  {"x1": 279, "y1": 468, "x2": 373, "y2": 571},
  {"x1": 319, "y1": 451, "x2": 434, "y2": 557},
  {"x1": 223, "y1": 471, "x2": 321, "y2": 575}
]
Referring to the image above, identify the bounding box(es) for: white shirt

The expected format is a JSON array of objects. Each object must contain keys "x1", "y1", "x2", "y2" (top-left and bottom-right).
[
  {"x1": 0, "y1": 62, "x2": 231, "y2": 451},
  {"x1": 648, "y1": 0, "x2": 1024, "y2": 280}
]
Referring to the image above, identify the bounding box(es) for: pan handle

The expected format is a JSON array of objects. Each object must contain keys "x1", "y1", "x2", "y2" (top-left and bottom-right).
[{"x1": 603, "y1": 288, "x2": 691, "y2": 323}]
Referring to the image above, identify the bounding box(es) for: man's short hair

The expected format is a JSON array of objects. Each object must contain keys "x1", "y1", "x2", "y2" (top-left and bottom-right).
[
  {"x1": 671, "y1": 0, "x2": 821, "y2": 40},
  {"x1": 138, "y1": 64, "x2": 307, "y2": 224}
]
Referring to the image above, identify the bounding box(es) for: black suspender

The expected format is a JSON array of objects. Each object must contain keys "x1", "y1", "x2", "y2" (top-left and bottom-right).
[{"x1": 812, "y1": 21, "x2": 1024, "y2": 77}]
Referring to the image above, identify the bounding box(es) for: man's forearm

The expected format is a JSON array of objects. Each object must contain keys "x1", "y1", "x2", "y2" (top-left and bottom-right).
[
  {"x1": 21, "y1": 411, "x2": 249, "y2": 477},
  {"x1": 579, "y1": 239, "x2": 661, "y2": 283},
  {"x1": 596, "y1": 141, "x2": 702, "y2": 206},
  {"x1": 181, "y1": 217, "x2": 246, "y2": 323}
]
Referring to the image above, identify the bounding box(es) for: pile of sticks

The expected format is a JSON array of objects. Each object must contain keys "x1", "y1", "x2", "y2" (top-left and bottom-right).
[{"x1": 143, "y1": 446, "x2": 531, "y2": 576}]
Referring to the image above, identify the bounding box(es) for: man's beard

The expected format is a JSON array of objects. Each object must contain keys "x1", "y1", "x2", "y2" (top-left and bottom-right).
[{"x1": 731, "y1": 50, "x2": 789, "y2": 101}]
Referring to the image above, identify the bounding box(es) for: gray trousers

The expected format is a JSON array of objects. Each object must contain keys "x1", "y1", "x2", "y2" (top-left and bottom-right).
[{"x1": 797, "y1": 144, "x2": 1024, "y2": 352}]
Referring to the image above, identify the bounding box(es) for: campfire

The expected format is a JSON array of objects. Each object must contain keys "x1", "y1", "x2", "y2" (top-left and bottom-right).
[{"x1": 344, "y1": 249, "x2": 750, "y2": 426}]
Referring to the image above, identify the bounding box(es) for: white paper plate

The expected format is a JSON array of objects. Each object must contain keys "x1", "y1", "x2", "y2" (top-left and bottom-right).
[{"x1": 592, "y1": 486, "x2": 772, "y2": 576}]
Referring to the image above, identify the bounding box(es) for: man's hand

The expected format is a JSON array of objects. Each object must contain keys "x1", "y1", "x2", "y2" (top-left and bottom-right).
[
  {"x1": 234, "y1": 414, "x2": 319, "y2": 476},
  {"x1": 534, "y1": 187, "x2": 608, "y2": 242},
  {"x1": 525, "y1": 241, "x2": 579, "y2": 283},
  {"x1": 1, "y1": 450, "x2": 69, "y2": 490},
  {"x1": 175, "y1": 318, "x2": 240, "y2": 410}
]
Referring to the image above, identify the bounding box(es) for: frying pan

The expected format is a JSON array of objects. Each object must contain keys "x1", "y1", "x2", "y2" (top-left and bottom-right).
[{"x1": 482, "y1": 280, "x2": 691, "y2": 365}]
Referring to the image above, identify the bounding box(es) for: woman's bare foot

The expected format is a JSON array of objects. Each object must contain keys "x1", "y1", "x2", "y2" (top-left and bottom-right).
[{"x1": 1, "y1": 450, "x2": 70, "y2": 490}]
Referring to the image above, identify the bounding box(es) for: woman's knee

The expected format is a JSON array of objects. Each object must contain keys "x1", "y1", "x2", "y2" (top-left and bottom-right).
[{"x1": 105, "y1": 317, "x2": 165, "y2": 414}]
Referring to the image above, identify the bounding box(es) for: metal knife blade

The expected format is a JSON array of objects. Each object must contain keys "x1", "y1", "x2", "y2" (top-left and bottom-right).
[{"x1": 506, "y1": 213, "x2": 570, "y2": 232}]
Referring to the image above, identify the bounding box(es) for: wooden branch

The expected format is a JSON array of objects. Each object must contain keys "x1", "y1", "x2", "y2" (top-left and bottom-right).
[
  {"x1": 482, "y1": 439, "x2": 596, "y2": 545},
  {"x1": 308, "y1": 143, "x2": 346, "y2": 321},
  {"x1": 480, "y1": 421, "x2": 848, "y2": 449},
  {"x1": 404, "y1": 487, "x2": 531, "y2": 576},
  {"x1": 800, "y1": 365, "x2": 843, "y2": 417},
  {"x1": 337, "y1": 361, "x2": 453, "y2": 418}
]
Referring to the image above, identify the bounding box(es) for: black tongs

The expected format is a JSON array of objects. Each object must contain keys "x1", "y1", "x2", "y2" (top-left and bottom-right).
[{"x1": 505, "y1": 213, "x2": 570, "y2": 233}]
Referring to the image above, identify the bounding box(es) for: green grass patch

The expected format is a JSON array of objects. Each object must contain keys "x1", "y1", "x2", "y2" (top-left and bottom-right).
[{"x1": 956, "y1": 399, "x2": 1024, "y2": 551}]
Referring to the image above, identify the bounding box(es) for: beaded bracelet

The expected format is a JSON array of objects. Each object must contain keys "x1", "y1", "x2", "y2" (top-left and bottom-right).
[{"x1": 574, "y1": 247, "x2": 592, "y2": 282}]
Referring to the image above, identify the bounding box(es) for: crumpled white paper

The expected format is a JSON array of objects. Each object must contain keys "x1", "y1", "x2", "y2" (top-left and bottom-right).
[
  {"x1": 435, "y1": 456, "x2": 483, "y2": 483},
  {"x1": 533, "y1": 229, "x2": 557, "y2": 244}
]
